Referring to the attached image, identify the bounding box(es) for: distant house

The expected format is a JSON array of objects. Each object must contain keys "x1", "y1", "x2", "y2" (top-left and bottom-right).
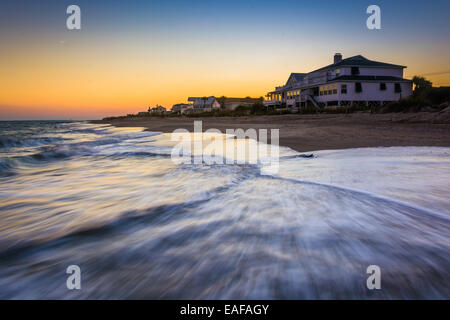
[
  {"x1": 171, "y1": 103, "x2": 193, "y2": 114},
  {"x1": 188, "y1": 97, "x2": 221, "y2": 112},
  {"x1": 264, "y1": 53, "x2": 413, "y2": 110},
  {"x1": 218, "y1": 97, "x2": 264, "y2": 110},
  {"x1": 148, "y1": 105, "x2": 167, "y2": 114},
  {"x1": 137, "y1": 111, "x2": 149, "y2": 116}
]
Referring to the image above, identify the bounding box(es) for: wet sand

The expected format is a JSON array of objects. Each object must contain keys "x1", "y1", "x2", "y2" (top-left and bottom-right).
[{"x1": 92, "y1": 112, "x2": 450, "y2": 152}]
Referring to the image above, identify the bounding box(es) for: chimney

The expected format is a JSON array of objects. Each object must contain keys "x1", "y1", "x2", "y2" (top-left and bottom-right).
[{"x1": 334, "y1": 53, "x2": 342, "y2": 64}]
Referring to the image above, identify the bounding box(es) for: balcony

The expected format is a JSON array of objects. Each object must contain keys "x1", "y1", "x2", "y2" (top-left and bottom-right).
[{"x1": 299, "y1": 73, "x2": 339, "y2": 87}]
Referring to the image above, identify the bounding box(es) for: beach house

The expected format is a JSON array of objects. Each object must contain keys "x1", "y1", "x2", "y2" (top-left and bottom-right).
[
  {"x1": 218, "y1": 97, "x2": 264, "y2": 110},
  {"x1": 148, "y1": 105, "x2": 167, "y2": 114},
  {"x1": 171, "y1": 103, "x2": 193, "y2": 114},
  {"x1": 264, "y1": 54, "x2": 413, "y2": 110},
  {"x1": 188, "y1": 97, "x2": 221, "y2": 112}
]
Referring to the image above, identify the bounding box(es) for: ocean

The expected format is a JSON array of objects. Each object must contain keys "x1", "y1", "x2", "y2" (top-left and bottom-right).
[{"x1": 0, "y1": 121, "x2": 449, "y2": 299}]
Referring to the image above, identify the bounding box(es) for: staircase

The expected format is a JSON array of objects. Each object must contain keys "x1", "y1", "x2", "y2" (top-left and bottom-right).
[{"x1": 305, "y1": 94, "x2": 321, "y2": 108}]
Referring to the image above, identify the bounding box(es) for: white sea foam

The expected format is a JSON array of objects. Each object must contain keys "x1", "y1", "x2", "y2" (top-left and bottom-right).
[{"x1": 0, "y1": 122, "x2": 448, "y2": 299}]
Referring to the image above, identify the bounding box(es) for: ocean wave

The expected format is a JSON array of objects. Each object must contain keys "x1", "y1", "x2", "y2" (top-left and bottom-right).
[
  {"x1": 264, "y1": 174, "x2": 450, "y2": 222},
  {"x1": 0, "y1": 173, "x2": 448, "y2": 299},
  {"x1": 0, "y1": 136, "x2": 66, "y2": 149},
  {"x1": 0, "y1": 158, "x2": 17, "y2": 177},
  {"x1": 107, "y1": 151, "x2": 172, "y2": 158},
  {"x1": 1, "y1": 122, "x2": 449, "y2": 299},
  {"x1": 0, "y1": 198, "x2": 212, "y2": 262}
]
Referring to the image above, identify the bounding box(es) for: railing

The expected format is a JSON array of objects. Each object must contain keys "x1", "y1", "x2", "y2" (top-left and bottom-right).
[
  {"x1": 266, "y1": 93, "x2": 326, "y2": 108},
  {"x1": 297, "y1": 73, "x2": 338, "y2": 87},
  {"x1": 267, "y1": 72, "x2": 342, "y2": 99},
  {"x1": 286, "y1": 97, "x2": 301, "y2": 103},
  {"x1": 263, "y1": 99, "x2": 281, "y2": 105}
]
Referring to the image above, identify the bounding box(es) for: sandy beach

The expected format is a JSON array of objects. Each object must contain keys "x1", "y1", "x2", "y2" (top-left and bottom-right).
[{"x1": 92, "y1": 111, "x2": 450, "y2": 152}]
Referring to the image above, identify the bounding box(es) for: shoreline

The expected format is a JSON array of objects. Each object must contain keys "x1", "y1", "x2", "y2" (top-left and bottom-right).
[{"x1": 91, "y1": 112, "x2": 450, "y2": 152}]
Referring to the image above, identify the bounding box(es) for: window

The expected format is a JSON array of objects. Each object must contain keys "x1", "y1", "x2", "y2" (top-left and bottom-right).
[
  {"x1": 380, "y1": 83, "x2": 386, "y2": 91},
  {"x1": 395, "y1": 83, "x2": 402, "y2": 93},
  {"x1": 333, "y1": 84, "x2": 337, "y2": 94},
  {"x1": 336, "y1": 69, "x2": 341, "y2": 77},
  {"x1": 355, "y1": 82, "x2": 362, "y2": 93},
  {"x1": 328, "y1": 86, "x2": 333, "y2": 95},
  {"x1": 351, "y1": 67, "x2": 360, "y2": 75},
  {"x1": 324, "y1": 87, "x2": 328, "y2": 95},
  {"x1": 341, "y1": 84, "x2": 347, "y2": 94}
]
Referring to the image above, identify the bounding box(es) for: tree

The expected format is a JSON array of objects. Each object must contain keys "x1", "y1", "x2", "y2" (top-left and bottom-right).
[
  {"x1": 217, "y1": 96, "x2": 227, "y2": 109},
  {"x1": 412, "y1": 76, "x2": 432, "y2": 94}
]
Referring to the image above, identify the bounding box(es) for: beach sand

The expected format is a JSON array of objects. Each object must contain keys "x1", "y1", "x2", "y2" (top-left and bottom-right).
[{"x1": 92, "y1": 111, "x2": 450, "y2": 152}]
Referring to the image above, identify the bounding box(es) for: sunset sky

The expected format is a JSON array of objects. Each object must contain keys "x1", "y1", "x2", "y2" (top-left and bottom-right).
[{"x1": 1, "y1": 0, "x2": 450, "y2": 120}]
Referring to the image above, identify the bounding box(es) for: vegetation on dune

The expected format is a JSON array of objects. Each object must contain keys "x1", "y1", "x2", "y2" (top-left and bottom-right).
[
  {"x1": 379, "y1": 77, "x2": 450, "y2": 113},
  {"x1": 186, "y1": 104, "x2": 292, "y2": 117},
  {"x1": 102, "y1": 103, "x2": 291, "y2": 120}
]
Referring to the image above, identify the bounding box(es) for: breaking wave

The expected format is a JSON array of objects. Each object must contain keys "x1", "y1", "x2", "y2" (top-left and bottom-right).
[{"x1": 0, "y1": 121, "x2": 449, "y2": 299}]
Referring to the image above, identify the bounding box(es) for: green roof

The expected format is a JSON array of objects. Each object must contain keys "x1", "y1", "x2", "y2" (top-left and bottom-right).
[
  {"x1": 330, "y1": 75, "x2": 411, "y2": 82},
  {"x1": 311, "y1": 55, "x2": 406, "y2": 73}
]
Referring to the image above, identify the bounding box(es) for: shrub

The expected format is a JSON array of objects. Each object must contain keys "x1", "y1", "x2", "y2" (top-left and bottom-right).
[
  {"x1": 250, "y1": 103, "x2": 268, "y2": 114},
  {"x1": 426, "y1": 87, "x2": 450, "y2": 105},
  {"x1": 299, "y1": 106, "x2": 318, "y2": 114},
  {"x1": 379, "y1": 97, "x2": 430, "y2": 113},
  {"x1": 234, "y1": 105, "x2": 251, "y2": 114}
]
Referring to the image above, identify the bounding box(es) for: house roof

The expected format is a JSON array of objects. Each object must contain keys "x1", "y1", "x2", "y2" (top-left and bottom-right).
[
  {"x1": 285, "y1": 73, "x2": 306, "y2": 86},
  {"x1": 310, "y1": 55, "x2": 406, "y2": 74},
  {"x1": 221, "y1": 97, "x2": 263, "y2": 103},
  {"x1": 188, "y1": 96, "x2": 217, "y2": 106},
  {"x1": 291, "y1": 73, "x2": 307, "y2": 81},
  {"x1": 330, "y1": 75, "x2": 412, "y2": 82},
  {"x1": 172, "y1": 103, "x2": 191, "y2": 107}
]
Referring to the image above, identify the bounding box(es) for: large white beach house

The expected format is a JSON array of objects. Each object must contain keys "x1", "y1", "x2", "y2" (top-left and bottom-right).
[{"x1": 264, "y1": 53, "x2": 413, "y2": 109}]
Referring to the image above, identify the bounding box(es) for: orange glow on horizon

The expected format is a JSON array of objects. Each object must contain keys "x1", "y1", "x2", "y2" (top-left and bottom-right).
[{"x1": 1, "y1": 38, "x2": 449, "y2": 120}]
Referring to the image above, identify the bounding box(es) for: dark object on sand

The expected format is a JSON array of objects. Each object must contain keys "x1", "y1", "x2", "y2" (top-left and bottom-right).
[
  {"x1": 298, "y1": 154, "x2": 314, "y2": 158},
  {"x1": 282, "y1": 153, "x2": 314, "y2": 160}
]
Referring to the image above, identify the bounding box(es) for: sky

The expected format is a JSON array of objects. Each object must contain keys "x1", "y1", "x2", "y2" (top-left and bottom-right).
[{"x1": 1, "y1": 0, "x2": 450, "y2": 120}]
